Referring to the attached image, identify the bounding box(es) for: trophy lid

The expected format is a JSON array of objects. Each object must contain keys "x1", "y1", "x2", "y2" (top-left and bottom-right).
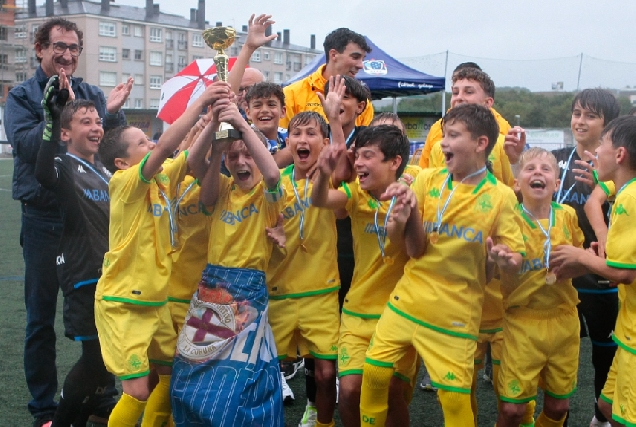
[{"x1": 202, "y1": 27, "x2": 236, "y2": 53}]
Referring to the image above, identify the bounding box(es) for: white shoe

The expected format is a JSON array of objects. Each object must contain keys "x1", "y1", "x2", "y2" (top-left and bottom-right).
[
  {"x1": 336, "y1": 376, "x2": 340, "y2": 404},
  {"x1": 281, "y1": 373, "x2": 295, "y2": 405},
  {"x1": 298, "y1": 401, "x2": 318, "y2": 427},
  {"x1": 589, "y1": 415, "x2": 611, "y2": 427}
]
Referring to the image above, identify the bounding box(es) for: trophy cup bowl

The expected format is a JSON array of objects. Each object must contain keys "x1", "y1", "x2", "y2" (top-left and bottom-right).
[{"x1": 202, "y1": 26, "x2": 242, "y2": 143}]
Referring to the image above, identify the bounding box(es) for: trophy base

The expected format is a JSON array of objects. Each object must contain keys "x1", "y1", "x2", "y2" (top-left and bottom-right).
[{"x1": 213, "y1": 123, "x2": 242, "y2": 143}]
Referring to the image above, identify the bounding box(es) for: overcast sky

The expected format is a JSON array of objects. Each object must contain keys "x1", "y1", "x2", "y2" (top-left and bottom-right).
[{"x1": 125, "y1": 0, "x2": 636, "y2": 91}]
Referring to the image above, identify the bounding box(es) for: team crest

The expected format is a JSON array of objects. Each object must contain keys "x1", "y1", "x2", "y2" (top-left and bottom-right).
[{"x1": 475, "y1": 193, "x2": 493, "y2": 213}]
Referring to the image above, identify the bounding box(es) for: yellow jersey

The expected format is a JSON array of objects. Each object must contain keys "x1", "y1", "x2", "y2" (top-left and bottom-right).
[
  {"x1": 501, "y1": 202, "x2": 585, "y2": 312},
  {"x1": 429, "y1": 134, "x2": 514, "y2": 187},
  {"x1": 281, "y1": 64, "x2": 374, "y2": 129},
  {"x1": 266, "y1": 165, "x2": 340, "y2": 299},
  {"x1": 606, "y1": 178, "x2": 636, "y2": 353},
  {"x1": 97, "y1": 151, "x2": 189, "y2": 305},
  {"x1": 340, "y1": 177, "x2": 415, "y2": 318},
  {"x1": 599, "y1": 180, "x2": 616, "y2": 200},
  {"x1": 387, "y1": 168, "x2": 525, "y2": 339},
  {"x1": 207, "y1": 175, "x2": 286, "y2": 272},
  {"x1": 168, "y1": 175, "x2": 213, "y2": 303},
  {"x1": 419, "y1": 108, "x2": 511, "y2": 169}
]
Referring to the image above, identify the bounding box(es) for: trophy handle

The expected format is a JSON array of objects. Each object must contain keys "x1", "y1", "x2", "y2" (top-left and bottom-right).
[{"x1": 213, "y1": 53, "x2": 229, "y2": 83}]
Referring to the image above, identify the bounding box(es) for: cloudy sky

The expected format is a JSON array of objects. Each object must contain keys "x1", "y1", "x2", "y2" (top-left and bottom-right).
[{"x1": 125, "y1": 0, "x2": 636, "y2": 91}]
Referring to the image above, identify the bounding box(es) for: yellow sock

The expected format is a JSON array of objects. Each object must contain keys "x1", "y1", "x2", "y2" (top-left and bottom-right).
[
  {"x1": 360, "y1": 362, "x2": 394, "y2": 427},
  {"x1": 470, "y1": 367, "x2": 479, "y2": 427},
  {"x1": 438, "y1": 390, "x2": 474, "y2": 427},
  {"x1": 141, "y1": 374, "x2": 172, "y2": 427},
  {"x1": 315, "y1": 421, "x2": 335, "y2": 427},
  {"x1": 535, "y1": 411, "x2": 565, "y2": 427},
  {"x1": 108, "y1": 392, "x2": 147, "y2": 427},
  {"x1": 520, "y1": 400, "x2": 536, "y2": 426}
]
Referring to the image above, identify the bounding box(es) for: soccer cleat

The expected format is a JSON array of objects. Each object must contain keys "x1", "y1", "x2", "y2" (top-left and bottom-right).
[
  {"x1": 281, "y1": 373, "x2": 295, "y2": 405},
  {"x1": 281, "y1": 357, "x2": 305, "y2": 380},
  {"x1": 589, "y1": 415, "x2": 611, "y2": 427},
  {"x1": 419, "y1": 371, "x2": 438, "y2": 392},
  {"x1": 298, "y1": 401, "x2": 318, "y2": 427}
]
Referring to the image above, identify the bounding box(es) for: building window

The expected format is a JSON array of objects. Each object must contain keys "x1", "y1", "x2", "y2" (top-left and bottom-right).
[
  {"x1": 133, "y1": 26, "x2": 143, "y2": 37},
  {"x1": 263, "y1": 71, "x2": 269, "y2": 81},
  {"x1": 263, "y1": 50, "x2": 270, "y2": 61},
  {"x1": 99, "y1": 71, "x2": 117, "y2": 87},
  {"x1": 122, "y1": 49, "x2": 130, "y2": 60},
  {"x1": 150, "y1": 28, "x2": 162, "y2": 43},
  {"x1": 149, "y1": 98, "x2": 160, "y2": 109},
  {"x1": 274, "y1": 52, "x2": 283, "y2": 64},
  {"x1": 16, "y1": 72, "x2": 27, "y2": 82},
  {"x1": 149, "y1": 76, "x2": 162, "y2": 89},
  {"x1": 166, "y1": 54, "x2": 173, "y2": 64},
  {"x1": 122, "y1": 24, "x2": 130, "y2": 36},
  {"x1": 135, "y1": 99, "x2": 143, "y2": 109},
  {"x1": 192, "y1": 34, "x2": 203, "y2": 47},
  {"x1": 15, "y1": 49, "x2": 27, "y2": 63},
  {"x1": 251, "y1": 51, "x2": 261, "y2": 62},
  {"x1": 134, "y1": 74, "x2": 144, "y2": 85},
  {"x1": 0, "y1": 26, "x2": 8, "y2": 41},
  {"x1": 192, "y1": 55, "x2": 202, "y2": 61},
  {"x1": 134, "y1": 50, "x2": 143, "y2": 60},
  {"x1": 166, "y1": 31, "x2": 172, "y2": 40},
  {"x1": 149, "y1": 51, "x2": 162, "y2": 66},
  {"x1": 304, "y1": 55, "x2": 314, "y2": 66},
  {"x1": 178, "y1": 32, "x2": 186, "y2": 41},
  {"x1": 99, "y1": 47, "x2": 117, "y2": 62},
  {"x1": 99, "y1": 22, "x2": 116, "y2": 37},
  {"x1": 273, "y1": 72, "x2": 283, "y2": 83},
  {"x1": 121, "y1": 74, "x2": 132, "y2": 83},
  {"x1": 178, "y1": 56, "x2": 186, "y2": 66},
  {"x1": 15, "y1": 26, "x2": 27, "y2": 38},
  {"x1": 32, "y1": 25, "x2": 39, "y2": 36},
  {"x1": 123, "y1": 99, "x2": 130, "y2": 109}
]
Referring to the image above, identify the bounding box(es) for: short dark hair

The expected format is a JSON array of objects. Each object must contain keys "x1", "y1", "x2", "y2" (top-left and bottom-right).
[
  {"x1": 452, "y1": 68, "x2": 495, "y2": 99},
  {"x1": 442, "y1": 103, "x2": 499, "y2": 158},
  {"x1": 453, "y1": 62, "x2": 481, "y2": 73},
  {"x1": 323, "y1": 28, "x2": 371, "y2": 63},
  {"x1": 324, "y1": 75, "x2": 369, "y2": 105},
  {"x1": 572, "y1": 89, "x2": 620, "y2": 125},
  {"x1": 370, "y1": 112, "x2": 405, "y2": 134},
  {"x1": 601, "y1": 116, "x2": 636, "y2": 170},
  {"x1": 100, "y1": 125, "x2": 132, "y2": 173},
  {"x1": 288, "y1": 111, "x2": 329, "y2": 138},
  {"x1": 245, "y1": 82, "x2": 285, "y2": 107},
  {"x1": 60, "y1": 99, "x2": 96, "y2": 129},
  {"x1": 355, "y1": 125, "x2": 410, "y2": 178},
  {"x1": 35, "y1": 18, "x2": 83, "y2": 63}
]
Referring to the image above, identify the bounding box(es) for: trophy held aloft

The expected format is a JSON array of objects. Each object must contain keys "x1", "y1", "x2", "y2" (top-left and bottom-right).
[{"x1": 202, "y1": 26, "x2": 242, "y2": 143}]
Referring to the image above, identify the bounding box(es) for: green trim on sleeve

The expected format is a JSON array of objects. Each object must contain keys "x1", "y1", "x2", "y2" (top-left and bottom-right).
[
  {"x1": 168, "y1": 296, "x2": 191, "y2": 304},
  {"x1": 149, "y1": 359, "x2": 173, "y2": 367},
  {"x1": 599, "y1": 393, "x2": 613, "y2": 405},
  {"x1": 612, "y1": 414, "x2": 636, "y2": 427},
  {"x1": 268, "y1": 285, "x2": 340, "y2": 300},
  {"x1": 138, "y1": 152, "x2": 153, "y2": 184},
  {"x1": 102, "y1": 296, "x2": 168, "y2": 306},
  {"x1": 613, "y1": 335, "x2": 636, "y2": 355},
  {"x1": 606, "y1": 260, "x2": 636, "y2": 270},
  {"x1": 593, "y1": 169, "x2": 599, "y2": 185},
  {"x1": 342, "y1": 182, "x2": 352, "y2": 199},
  {"x1": 264, "y1": 178, "x2": 284, "y2": 203},
  {"x1": 387, "y1": 302, "x2": 478, "y2": 340}
]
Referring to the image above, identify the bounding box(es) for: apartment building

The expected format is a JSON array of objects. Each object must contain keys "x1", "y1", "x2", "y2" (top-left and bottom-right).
[{"x1": 1, "y1": 0, "x2": 320, "y2": 137}]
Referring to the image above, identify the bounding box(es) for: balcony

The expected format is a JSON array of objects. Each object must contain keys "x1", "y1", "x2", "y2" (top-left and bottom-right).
[
  {"x1": 165, "y1": 63, "x2": 173, "y2": 73},
  {"x1": 166, "y1": 39, "x2": 173, "y2": 49},
  {"x1": 177, "y1": 40, "x2": 187, "y2": 50}
]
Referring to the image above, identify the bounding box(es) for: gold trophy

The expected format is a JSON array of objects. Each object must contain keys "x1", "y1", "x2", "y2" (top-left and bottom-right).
[{"x1": 202, "y1": 26, "x2": 242, "y2": 142}]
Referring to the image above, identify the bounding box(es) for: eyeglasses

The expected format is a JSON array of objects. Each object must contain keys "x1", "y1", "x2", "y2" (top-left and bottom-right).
[
  {"x1": 238, "y1": 85, "x2": 253, "y2": 94},
  {"x1": 49, "y1": 41, "x2": 83, "y2": 57}
]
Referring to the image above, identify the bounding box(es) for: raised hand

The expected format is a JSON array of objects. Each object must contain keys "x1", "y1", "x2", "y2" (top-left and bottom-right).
[
  {"x1": 42, "y1": 76, "x2": 63, "y2": 143},
  {"x1": 573, "y1": 150, "x2": 598, "y2": 188},
  {"x1": 317, "y1": 75, "x2": 346, "y2": 122},
  {"x1": 58, "y1": 68, "x2": 75, "y2": 103},
  {"x1": 487, "y1": 237, "x2": 518, "y2": 268},
  {"x1": 200, "y1": 81, "x2": 232, "y2": 106},
  {"x1": 245, "y1": 14, "x2": 278, "y2": 50},
  {"x1": 317, "y1": 144, "x2": 345, "y2": 176},
  {"x1": 106, "y1": 76, "x2": 133, "y2": 114},
  {"x1": 504, "y1": 126, "x2": 526, "y2": 165}
]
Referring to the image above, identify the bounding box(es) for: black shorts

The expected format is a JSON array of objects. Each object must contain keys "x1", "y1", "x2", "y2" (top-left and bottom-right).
[
  {"x1": 63, "y1": 284, "x2": 98, "y2": 341},
  {"x1": 577, "y1": 289, "x2": 619, "y2": 345}
]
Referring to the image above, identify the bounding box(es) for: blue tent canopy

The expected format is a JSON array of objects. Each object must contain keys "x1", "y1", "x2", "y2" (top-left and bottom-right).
[{"x1": 284, "y1": 36, "x2": 445, "y2": 100}]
